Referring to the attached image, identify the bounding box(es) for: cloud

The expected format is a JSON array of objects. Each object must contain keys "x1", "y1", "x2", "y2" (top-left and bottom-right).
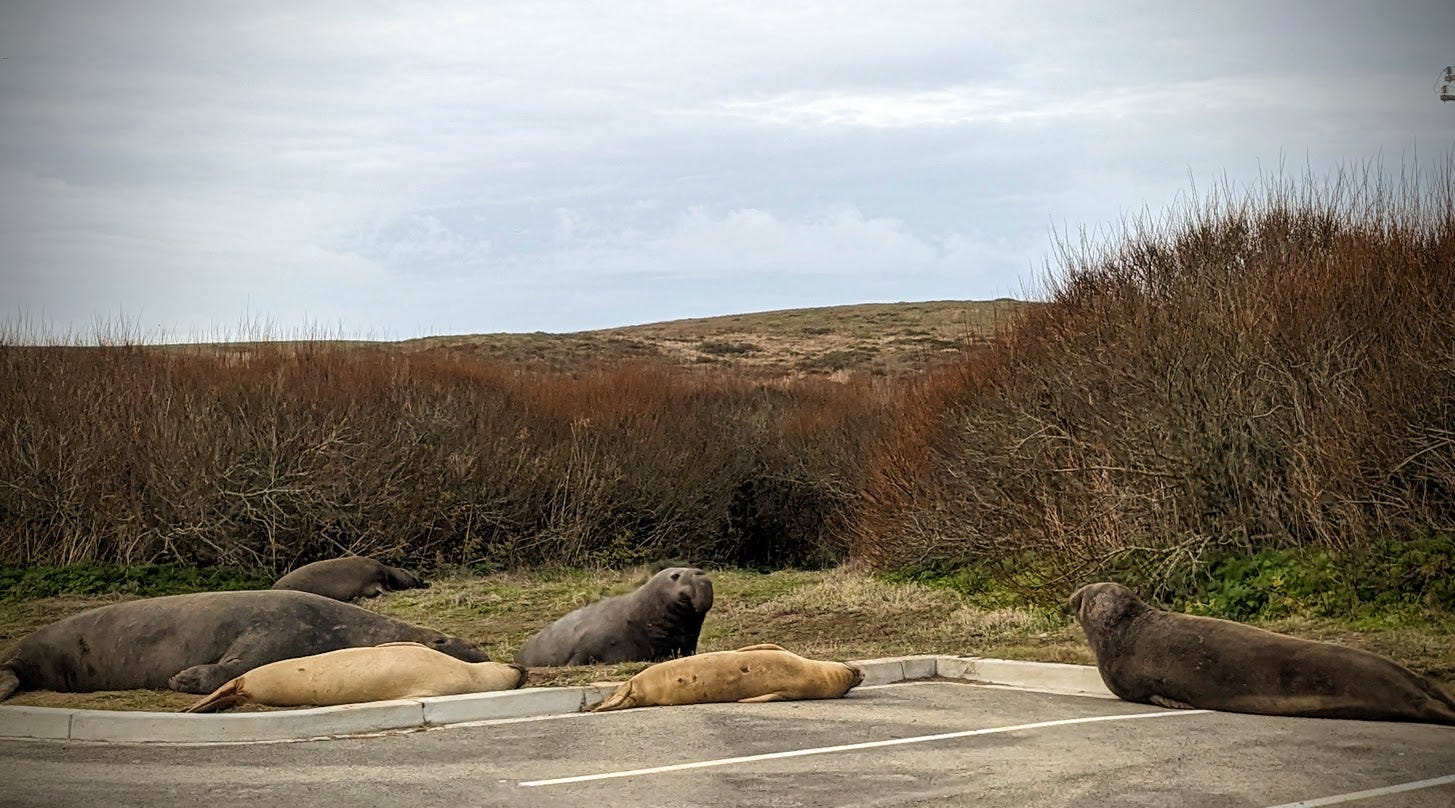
[{"x1": 1, "y1": 1, "x2": 1451, "y2": 339}]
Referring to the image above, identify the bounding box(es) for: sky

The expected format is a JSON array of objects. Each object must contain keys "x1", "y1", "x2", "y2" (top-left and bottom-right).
[{"x1": 2, "y1": 1, "x2": 1452, "y2": 341}]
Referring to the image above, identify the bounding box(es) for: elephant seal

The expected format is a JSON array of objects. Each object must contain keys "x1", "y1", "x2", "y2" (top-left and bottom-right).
[
  {"x1": 0, "y1": 590, "x2": 487, "y2": 701},
  {"x1": 593, "y1": 644, "x2": 863, "y2": 711},
  {"x1": 184, "y1": 642, "x2": 527, "y2": 712},
  {"x1": 272, "y1": 556, "x2": 428, "y2": 602},
  {"x1": 1070, "y1": 582, "x2": 1455, "y2": 725},
  {"x1": 515, "y1": 567, "x2": 714, "y2": 667}
]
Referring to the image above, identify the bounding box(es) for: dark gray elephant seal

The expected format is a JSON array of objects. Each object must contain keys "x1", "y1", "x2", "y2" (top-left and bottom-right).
[
  {"x1": 514, "y1": 567, "x2": 713, "y2": 666},
  {"x1": 1070, "y1": 582, "x2": 1455, "y2": 725},
  {"x1": 272, "y1": 556, "x2": 428, "y2": 602},
  {"x1": 0, "y1": 590, "x2": 487, "y2": 701}
]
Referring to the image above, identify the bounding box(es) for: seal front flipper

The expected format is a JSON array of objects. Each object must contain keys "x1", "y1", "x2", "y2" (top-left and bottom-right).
[
  {"x1": 1149, "y1": 695, "x2": 1198, "y2": 710},
  {"x1": 734, "y1": 644, "x2": 788, "y2": 652},
  {"x1": 169, "y1": 658, "x2": 250, "y2": 694},
  {"x1": 738, "y1": 693, "x2": 788, "y2": 703},
  {"x1": 0, "y1": 666, "x2": 20, "y2": 701}
]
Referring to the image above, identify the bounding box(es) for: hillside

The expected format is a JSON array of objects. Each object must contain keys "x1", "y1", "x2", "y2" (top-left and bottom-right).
[{"x1": 394, "y1": 299, "x2": 1032, "y2": 376}]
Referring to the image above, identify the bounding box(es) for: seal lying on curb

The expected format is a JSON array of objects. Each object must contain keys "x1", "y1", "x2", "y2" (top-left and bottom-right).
[
  {"x1": 1070, "y1": 581, "x2": 1455, "y2": 725},
  {"x1": 592, "y1": 644, "x2": 863, "y2": 711},
  {"x1": 272, "y1": 556, "x2": 428, "y2": 602},
  {"x1": 0, "y1": 590, "x2": 487, "y2": 701},
  {"x1": 184, "y1": 642, "x2": 526, "y2": 712},
  {"x1": 515, "y1": 567, "x2": 714, "y2": 666}
]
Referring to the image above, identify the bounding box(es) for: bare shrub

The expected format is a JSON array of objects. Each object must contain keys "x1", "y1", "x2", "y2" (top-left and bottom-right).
[
  {"x1": 0, "y1": 341, "x2": 889, "y2": 570},
  {"x1": 852, "y1": 160, "x2": 1455, "y2": 595}
]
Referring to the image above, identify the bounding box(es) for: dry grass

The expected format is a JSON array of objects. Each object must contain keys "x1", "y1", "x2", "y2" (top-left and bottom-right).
[{"x1": 3, "y1": 568, "x2": 1450, "y2": 711}]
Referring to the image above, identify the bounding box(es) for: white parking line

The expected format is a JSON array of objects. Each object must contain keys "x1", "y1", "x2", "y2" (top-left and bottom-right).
[
  {"x1": 519, "y1": 708, "x2": 1211, "y2": 787},
  {"x1": 1262, "y1": 773, "x2": 1455, "y2": 807}
]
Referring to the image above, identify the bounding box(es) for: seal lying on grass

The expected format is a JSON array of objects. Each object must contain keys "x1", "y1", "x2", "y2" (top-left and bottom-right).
[
  {"x1": 0, "y1": 590, "x2": 487, "y2": 701},
  {"x1": 1069, "y1": 581, "x2": 1455, "y2": 725},
  {"x1": 515, "y1": 567, "x2": 714, "y2": 666},
  {"x1": 184, "y1": 642, "x2": 526, "y2": 713},
  {"x1": 272, "y1": 556, "x2": 428, "y2": 602},
  {"x1": 592, "y1": 644, "x2": 863, "y2": 711}
]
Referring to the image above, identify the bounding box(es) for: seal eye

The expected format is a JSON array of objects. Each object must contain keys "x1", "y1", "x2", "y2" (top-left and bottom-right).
[{"x1": 670, "y1": 573, "x2": 680, "y2": 581}]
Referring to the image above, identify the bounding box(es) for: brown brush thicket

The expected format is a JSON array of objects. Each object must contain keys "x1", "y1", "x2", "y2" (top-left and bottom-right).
[
  {"x1": 0, "y1": 343, "x2": 888, "y2": 570},
  {"x1": 853, "y1": 165, "x2": 1455, "y2": 591}
]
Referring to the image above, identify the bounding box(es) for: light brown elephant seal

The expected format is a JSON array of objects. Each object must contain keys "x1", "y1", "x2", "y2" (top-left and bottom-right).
[
  {"x1": 0, "y1": 590, "x2": 487, "y2": 701},
  {"x1": 184, "y1": 642, "x2": 527, "y2": 712},
  {"x1": 592, "y1": 644, "x2": 863, "y2": 711},
  {"x1": 515, "y1": 567, "x2": 714, "y2": 667},
  {"x1": 1070, "y1": 581, "x2": 1455, "y2": 725},
  {"x1": 272, "y1": 556, "x2": 428, "y2": 602}
]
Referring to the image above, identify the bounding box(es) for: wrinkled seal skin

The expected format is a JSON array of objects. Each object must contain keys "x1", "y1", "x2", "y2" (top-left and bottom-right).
[
  {"x1": 184, "y1": 642, "x2": 527, "y2": 713},
  {"x1": 514, "y1": 567, "x2": 714, "y2": 666},
  {"x1": 272, "y1": 556, "x2": 428, "y2": 602},
  {"x1": 1070, "y1": 582, "x2": 1455, "y2": 725},
  {"x1": 0, "y1": 590, "x2": 487, "y2": 701},
  {"x1": 593, "y1": 644, "x2": 864, "y2": 711}
]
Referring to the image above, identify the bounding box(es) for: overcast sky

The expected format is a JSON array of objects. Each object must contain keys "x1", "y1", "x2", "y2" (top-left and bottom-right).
[{"x1": 2, "y1": 1, "x2": 1452, "y2": 340}]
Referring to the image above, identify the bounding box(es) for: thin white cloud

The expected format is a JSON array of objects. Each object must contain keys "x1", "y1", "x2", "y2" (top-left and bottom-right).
[{"x1": 698, "y1": 76, "x2": 1336, "y2": 129}]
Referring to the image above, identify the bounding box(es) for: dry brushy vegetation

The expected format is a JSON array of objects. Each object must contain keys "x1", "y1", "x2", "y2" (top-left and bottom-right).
[
  {"x1": 853, "y1": 163, "x2": 1455, "y2": 595},
  {"x1": 0, "y1": 349, "x2": 893, "y2": 570},
  {"x1": 2, "y1": 163, "x2": 1452, "y2": 606}
]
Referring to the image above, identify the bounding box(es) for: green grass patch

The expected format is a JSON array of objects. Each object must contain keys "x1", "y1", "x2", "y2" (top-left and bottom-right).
[
  {"x1": 1176, "y1": 536, "x2": 1455, "y2": 624},
  {"x1": 0, "y1": 564, "x2": 273, "y2": 600}
]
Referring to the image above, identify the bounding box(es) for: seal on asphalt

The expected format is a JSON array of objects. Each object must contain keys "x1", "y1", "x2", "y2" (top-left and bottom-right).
[
  {"x1": 183, "y1": 642, "x2": 527, "y2": 712},
  {"x1": 0, "y1": 590, "x2": 489, "y2": 701},
  {"x1": 515, "y1": 567, "x2": 714, "y2": 667},
  {"x1": 272, "y1": 556, "x2": 428, "y2": 602},
  {"x1": 1069, "y1": 581, "x2": 1455, "y2": 725},
  {"x1": 592, "y1": 644, "x2": 863, "y2": 711}
]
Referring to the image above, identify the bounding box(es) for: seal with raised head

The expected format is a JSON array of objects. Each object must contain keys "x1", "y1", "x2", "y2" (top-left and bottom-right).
[
  {"x1": 0, "y1": 590, "x2": 488, "y2": 701},
  {"x1": 592, "y1": 644, "x2": 863, "y2": 711},
  {"x1": 272, "y1": 556, "x2": 428, "y2": 602},
  {"x1": 1070, "y1": 581, "x2": 1455, "y2": 725},
  {"x1": 514, "y1": 567, "x2": 714, "y2": 667},
  {"x1": 184, "y1": 642, "x2": 527, "y2": 712}
]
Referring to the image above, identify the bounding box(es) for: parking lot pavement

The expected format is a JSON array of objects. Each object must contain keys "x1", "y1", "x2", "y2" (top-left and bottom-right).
[{"x1": 1, "y1": 681, "x2": 1451, "y2": 807}]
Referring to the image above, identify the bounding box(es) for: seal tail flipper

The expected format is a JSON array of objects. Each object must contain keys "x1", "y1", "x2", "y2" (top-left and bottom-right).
[
  {"x1": 734, "y1": 644, "x2": 789, "y2": 653},
  {"x1": 0, "y1": 666, "x2": 20, "y2": 701},
  {"x1": 183, "y1": 680, "x2": 247, "y2": 714},
  {"x1": 592, "y1": 682, "x2": 637, "y2": 712},
  {"x1": 1148, "y1": 695, "x2": 1198, "y2": 710},
  {"x1": 1418, "y1": 678, "x2": 1455, "y2": 726},
  {"x1": 738, "y1": 693, "x2": 788, "y2": 703}
]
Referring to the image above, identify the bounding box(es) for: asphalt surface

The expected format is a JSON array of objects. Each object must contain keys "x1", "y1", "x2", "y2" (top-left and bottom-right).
[{"x1": 1, "y1": 681, "x2": 1451, "y2": 807}]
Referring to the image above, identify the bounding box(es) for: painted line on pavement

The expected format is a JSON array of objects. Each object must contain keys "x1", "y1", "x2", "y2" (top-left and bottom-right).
[
  {"x1": 520, "y1": 708, "x2": 1212, "y2": 787},
  {"x1": 1262, "y1": 773, "x2": 1455, "y2": 808}
]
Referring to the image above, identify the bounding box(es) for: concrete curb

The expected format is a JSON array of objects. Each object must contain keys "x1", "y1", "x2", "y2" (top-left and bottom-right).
[
  {"x1": 935, "y1": 656, "x2": 1114, "y2": 698},
  {"x1": 0, "y1": 656, "x2": 1112, "y2": 744}
]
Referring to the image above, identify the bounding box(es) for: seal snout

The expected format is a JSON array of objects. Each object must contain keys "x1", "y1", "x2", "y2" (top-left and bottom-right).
[
  {"x1": 692, "y1": 576, "x2": 715, "y2": 612},
  {"x1": 438, "y1": 638, "x2": 490, "y2": 663},
  {"x1": 1067, "y1": 587, "x2": 1087, "y2": 620}
]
